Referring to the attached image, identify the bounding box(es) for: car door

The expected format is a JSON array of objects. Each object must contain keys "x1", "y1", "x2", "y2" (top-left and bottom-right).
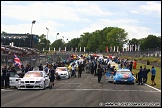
[
  {"x1": 106, "y1": 70, "x2": 114, "y2": 82},
  {"x1": 9, "y1": 72, "x2": 20, "y2": 87}
]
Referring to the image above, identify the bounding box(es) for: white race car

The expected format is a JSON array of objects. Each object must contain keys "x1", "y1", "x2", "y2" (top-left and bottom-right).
[
  {"x1": 17, "y1": 71, "x2": 50, "y2": 90},
  {"x1": 56, "y1": 67, "x2": 71, "y2": 79}
]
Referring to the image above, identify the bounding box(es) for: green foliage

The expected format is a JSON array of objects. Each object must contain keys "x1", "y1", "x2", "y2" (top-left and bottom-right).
[
  {"x1": 37, "y1": 27, "x2": 161, "y2": 53},
  {"x1": 133, "y1": 62, "x2": 161, "y2": 89},
  {"x1": 50, "y1": 39, "x2": 63, "y2": 51},
  {"x1": 140, "y1": 35, "x2": 161, "y2": 50}
]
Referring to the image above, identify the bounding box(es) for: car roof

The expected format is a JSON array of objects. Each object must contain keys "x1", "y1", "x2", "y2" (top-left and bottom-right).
[
  {"x1": 117, "y1": 69, "x2": 130, "y2": 72},
  {"x1": 28, "y1": 71, "x2": 45, "y2": 73},
  {"x1": 57, "y1": 67, "x2": 67, "y2": 68}
]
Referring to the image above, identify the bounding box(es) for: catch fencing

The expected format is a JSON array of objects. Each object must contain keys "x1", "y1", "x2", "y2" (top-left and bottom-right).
[{"x1": 1, "y1": 53, "x2": 69, "y2": 68}]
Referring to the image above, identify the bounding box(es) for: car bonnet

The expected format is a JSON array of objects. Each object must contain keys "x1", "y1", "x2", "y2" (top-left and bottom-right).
[{"x1": 21, "y1": 77, "x2": 44, "y2": 81}]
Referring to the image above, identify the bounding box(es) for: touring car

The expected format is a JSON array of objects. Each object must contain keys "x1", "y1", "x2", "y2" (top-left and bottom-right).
[{"x1": 17, "y1": 71, "x2": 50, "y2": 90}]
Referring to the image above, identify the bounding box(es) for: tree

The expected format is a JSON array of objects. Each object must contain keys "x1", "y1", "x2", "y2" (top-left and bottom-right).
[
  {"x1": 140, "y1": 35, "x2": 161, "y2": 50},
  {"x1": 128, "y1": 38, "x2": 140, "y2": 51},
  {"x1": 69, "y1": 38, "x2": 80, "y2": 51},
  {"x1": 37, "y1": 34, "x2": 47, "y2": 51},
  {"x1": 50, "y1": 39, "x2": 64, "y2": 51},
  {"x1": 1, "y1": 31, "x2": 7, "y2": 34},
  {"x1": 106, "y1": 27, "x2": 128, "y2": 52}
]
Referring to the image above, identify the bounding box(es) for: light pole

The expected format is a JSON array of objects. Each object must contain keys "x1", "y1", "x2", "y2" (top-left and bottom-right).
[
  {"x1": 62, "y1": 36, "x2": 64, "y2": 42},
  {"x1": 56, "y1": 33, "x2": 59, "y2": 40},
  {"x1": 67, "y1": 38, "x2": 70, "y2": 52},
  {"x1": 30, "y1": 20, "x2": 36, "y2": 48},
  {"x1": 46, "y1": 27, "x2": 49, "y2": 50}
]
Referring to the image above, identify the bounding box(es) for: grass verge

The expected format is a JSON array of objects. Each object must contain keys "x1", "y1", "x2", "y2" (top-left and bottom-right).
[{"x1": 133, "y1": 63, "x2": 161, "y2": 90}]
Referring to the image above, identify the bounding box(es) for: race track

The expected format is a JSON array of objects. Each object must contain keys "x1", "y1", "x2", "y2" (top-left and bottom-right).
[{"x1": 1, "y1": 70, "x2": 161, "y2": 107}]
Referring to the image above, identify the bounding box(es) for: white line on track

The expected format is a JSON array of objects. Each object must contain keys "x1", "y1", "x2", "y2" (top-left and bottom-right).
[
  {"x1": 52, "y1": 89, "x2": 160, "y2": 92},
  {"x1": 144, "y1": 84, "x2": 161, "y2": 92},
  {"x1": 59, "y1": 83, "x2": 82, "y2": 84},
  {"x1": 91, "y1": 78, "x2": 98, "y2": 79},
  {"x1": 1, "y1": 89, "x2": 13, "y2": 91}
]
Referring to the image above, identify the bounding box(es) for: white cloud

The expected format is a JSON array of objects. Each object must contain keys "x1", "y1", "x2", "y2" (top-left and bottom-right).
[
  {"x1": 1, "y1": 2, "x2": 81, "y2": 21},
  {"x1": 100, "y1": 19, "x2": 139, "y2": 25},
  {"x1": 129, "y1": 10, "x2": 139, "y2": 14},
  {"x1": 119, "y1": 25, "x2": 157, "y2": 40},
  {"x1": 140, "y1": 1, "x2": 161, "y2": 16},
  {"x1": 1, "y1": 1, "x2": 161, "y2": 44},
  {"x1": 1, "y1": 1, "x2": 113, "y2": 22},
  {"x1": 75, "y1": 3, "x2": 113, "y2": 16}
]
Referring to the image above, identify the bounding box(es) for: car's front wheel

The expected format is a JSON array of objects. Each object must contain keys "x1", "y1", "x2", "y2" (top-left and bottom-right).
[
  {"x1": 43, "y1": 81, "x2": 46, "y2": 90},
  {"x1": 113, "y1": 80, "x2": 116, "y2": 84}
]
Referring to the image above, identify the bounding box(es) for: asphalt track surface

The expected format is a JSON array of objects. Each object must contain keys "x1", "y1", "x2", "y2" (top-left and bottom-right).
[{"x1": 1, "y1": 71, "x2": 161, "y2": 107}]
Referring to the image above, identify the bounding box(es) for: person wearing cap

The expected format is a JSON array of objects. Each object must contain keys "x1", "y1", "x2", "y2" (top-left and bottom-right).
[{"x1": 150, "y1": 66, "x2": 156, "y2": 86}]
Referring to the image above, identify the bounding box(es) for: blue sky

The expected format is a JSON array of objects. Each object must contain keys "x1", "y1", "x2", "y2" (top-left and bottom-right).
[{"x1": 1, "y1": 1, "x2": 161, "y2": 43}]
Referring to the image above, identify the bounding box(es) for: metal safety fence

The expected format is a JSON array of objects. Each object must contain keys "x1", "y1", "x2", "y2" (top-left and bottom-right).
[{"x1": 1, "y1": 53, "x2": 69, "y2": 69}]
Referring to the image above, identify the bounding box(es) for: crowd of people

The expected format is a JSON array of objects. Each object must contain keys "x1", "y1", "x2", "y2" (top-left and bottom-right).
[
  {"x1": 1, "y1": 54, "x2": 157, "y2": 89},
  {"x1": 136, "y1": 65, "x2": 156, "y2": 86}
]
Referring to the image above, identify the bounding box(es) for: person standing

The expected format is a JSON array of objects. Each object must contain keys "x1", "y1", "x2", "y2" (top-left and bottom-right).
[
  {"x1": 129, "y1": 61, "x2": 133, "y2": 72},
  {"x1": 143, "y1": 65, "x2": 150, "y2": 84},
  {"x1": 71, "y1": 64, "x2": 76, "y2": 77},
  {"x1": 1, "y1": 65, "x2": 8, "y2": 88},
  {"x1": 97, "y1": 65, "x2": 104, "y2": 83},
  {"x1": 78, "y1": 63, "x2": 83, "y2": 78},
  {"x1": 25, "y1": 64, "x2": 30, "y2": 73},
  {"x1": 137, "y1": 66, "x2": 143, "y2": 85},
  {"x1": 133, "y1": 60, "x2": 137, "y2": 69},
  {"x1": 150, "y1": 66, "x2": 156, "y2": 86},
  {"x1": 49, "y1": 65, "x2": 55, "y2": 89},
  {"x1": 94, "y1": 61, "x2": 97, "y2": 76},
  {"x1": 91, "y1": 62, "x2": 94, "y2": 75},
  {"x1": 38, "y1": 64, "x2": 43, "y2": 71},
  {"x1": 20, "y1": 65, "x2": 25, "y2": 78},
  {"x1": 44, "y1": 64, "x2": 49, "y2": 74}
]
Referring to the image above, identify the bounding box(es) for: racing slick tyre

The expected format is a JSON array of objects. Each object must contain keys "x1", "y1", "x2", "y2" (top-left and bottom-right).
[
  {"x1": 43, "y1": 82, "x2": 46, "y2": 90},
  {"x1": 113, "y1": 80, "x2": 116, "y2": 84}
]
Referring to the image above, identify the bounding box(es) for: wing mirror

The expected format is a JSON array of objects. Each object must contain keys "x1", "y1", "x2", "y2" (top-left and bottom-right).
[{"x1": 15, "y1": 74, "x2": 20, "y2": 78}]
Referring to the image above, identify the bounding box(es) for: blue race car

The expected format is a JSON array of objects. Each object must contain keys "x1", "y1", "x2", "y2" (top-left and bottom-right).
[{"x1": 113, "y1": 69, "x2": 135, "y2": 84}]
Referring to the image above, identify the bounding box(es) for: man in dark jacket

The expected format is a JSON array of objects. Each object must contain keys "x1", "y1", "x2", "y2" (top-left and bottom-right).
[
  {"x1": 20, "y1": 65, "x2": 25, "y2": 78},
  {"x1": 1, "y1": 65, "x2": 8, "y2": 88},
  {"x1": 78, "y1": 63, "x2": 83, "y2": 78},
  {"x1": 49, "y1": 65, "x2": 55, "y2": 89},
  {"x1": 129, "y1": 61, "x2": 133, "y2": 72},
  {"x1": 25, "y1": 64, "x2": 30, "y2": 73},
  {"x1": 97, "y1": 65, "x2": 104, "y2": 83},
  {"x1": 38, "y1": 64, "x2": 43, "y2": 71},
  {"x1": 94, "y1": 62, "x2": 97, "y2": 76},
  {"x1": 137, "y1": 66, "x2": 144, "y2": 85},
  {"x1": 91, "y1": 62, "x2": 94, "y2": 75},
  {"x1": 143, "y1": 65, "x2": 149, "y2": 83}
]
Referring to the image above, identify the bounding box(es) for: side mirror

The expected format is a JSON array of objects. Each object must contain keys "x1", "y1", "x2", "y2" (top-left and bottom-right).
[{"x1": 15, "y1": 74, "x2": 20, "y2": 78}]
